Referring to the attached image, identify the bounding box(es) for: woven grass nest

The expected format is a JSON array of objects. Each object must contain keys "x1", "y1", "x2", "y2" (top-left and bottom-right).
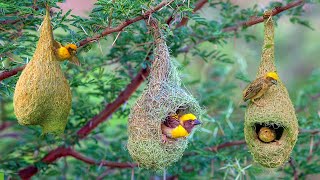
[
  {"x1": 13, "y1": 9, "x2": 72, "y2": 134},
  {"x1": 127, "y1": 21, "x2": 202, "y2": 170},
  {"x1": 244, "y1": 13, "x2": 299, "y2": 168}
]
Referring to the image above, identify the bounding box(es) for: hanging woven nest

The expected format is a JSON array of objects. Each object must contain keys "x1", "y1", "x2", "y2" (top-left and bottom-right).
[
  {"x1": 13, "y1": 8, "x2": 72, "y2": 134},
  {"x1": 244, "y1": 12, "x2": 299, "y2": 168},
  {"x1": 127, "y1": 20, "x2": 202, "y2": 170}
]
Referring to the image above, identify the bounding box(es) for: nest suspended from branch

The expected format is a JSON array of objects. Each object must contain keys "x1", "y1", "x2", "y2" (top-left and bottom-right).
[
  {"x1": 127, "y1": 20, "x2": 202, "y2": 170},
  {"x1": 13, "y1": 8, "x2": 72, "y2": 134},
  {"x1": 244, "y1": 12, "x2": 299, "y2": 168}
]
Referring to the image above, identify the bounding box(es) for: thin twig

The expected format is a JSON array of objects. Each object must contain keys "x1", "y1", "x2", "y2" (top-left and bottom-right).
[
  {"x1": 78, "y1": 0, "x2": 175, "y2": 47},
  {"x1": 206, "y1": 140, "x2": 246, "y2": 152},
  {"x1": 0, "y1": 65, "x2": 25, "y2": 81},
  {"x1": 178, "y1": 0, "x2": 304, "y2": 53},
  {"x1": 289, "y1": 158, "x2": 299, "y2": 180},
  {"x1": 19, "y1": 147, "x2": 137, "y2": 180}
]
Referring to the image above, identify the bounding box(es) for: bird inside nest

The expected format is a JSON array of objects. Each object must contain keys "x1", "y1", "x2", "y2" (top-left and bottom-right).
[
  {"x1": 257, "y1": 126, "x2": 281, "y2": 145},
  {"x1": 242, "y1": 71, "x2": 279, "y2": 107},
  {"x1": 161, "y1": 108, "x2": 201, "y2": 143}
]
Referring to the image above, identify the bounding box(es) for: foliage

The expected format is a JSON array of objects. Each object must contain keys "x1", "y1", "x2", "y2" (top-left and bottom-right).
[{"x1": 0, "y1": 0, "x2": 319, "y2": 179}]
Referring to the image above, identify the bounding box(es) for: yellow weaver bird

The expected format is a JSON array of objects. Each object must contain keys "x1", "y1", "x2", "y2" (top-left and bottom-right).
[
  {"x1": 258, "y1": 127, "x2": 276, "y2": 143},
  {"x1": 242, "y1": 72, "x2": 279, "y2": 107},
  {"x1": 53, "y1": 40, "x2": 81, "y2": 66},
  {"x1": 161, "y1": 113, "x2": 201, "y2": 143}
]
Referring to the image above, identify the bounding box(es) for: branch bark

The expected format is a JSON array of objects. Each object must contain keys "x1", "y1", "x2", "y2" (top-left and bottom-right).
[
  {"x1": 222, "y1": 0, "x2": 304, "y2": 32},
  {"x1": 176, "y1": 0, "x2": 208, "y2": 27},
  {"x1": 206, "y1": 140, "x2": 246, "y2": 152},
  {"x1": 78, "y1": 0, "x2": 174, "y2": 47},
  {"x1": 19, "y1": 147, "x2": 137, "y2": 180},
  {"x1": 289, "y1": 158, "x2": 299, "y2": 180},
  {"x1": 0, "y1": 65, "x2": 25, "y2": 81},
  {"x1": 77, "y1": 67, "x2": 150, "y2": 138},
  {"x1": 178, "y1": 0, "x2": 304, "y2": 53}
]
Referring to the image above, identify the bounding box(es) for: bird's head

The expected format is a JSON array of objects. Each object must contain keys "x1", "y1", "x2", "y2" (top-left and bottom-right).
[
  {"x1": 65, "y1": 44, "x2": 77, "y2": 55},
  {"x1": 179, "y1": 113, "x2": 201, "y2": 133},
  {"x1": 265, "y1": 71, "x2": 279, "y2": 85}
]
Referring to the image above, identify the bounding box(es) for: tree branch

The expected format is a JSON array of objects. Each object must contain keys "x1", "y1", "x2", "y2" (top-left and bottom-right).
[
  {"x1": 78, "y1": 0, "x2": 174, "y2": 47},
  {"x1": 0, "y1": 65, "x2": 25, "y2": 81},
  {"x1": 205, "y1": 140, "x2": 246, "y2": 152},
  {"x1": 19, "y1": 147, "x2": 136, "y2": 179},
  {"x1": 0, "y1": 122, "x2": 14, "y2": 131},
  {"x1": 222, "y1": 0, "x2": 304, "y2": 32},
  {"x1": 176, "y1": 0, "x2": 208, "y2": 27},
  {"x1": 178, "y1": 0, "x2": 304, "y2": 53},
  {"x1": 77, "y1": 67, "x2": 150, "y2": 138},
  {"x1": 289, "y1": 158, "x2": 299, "y2": 180}
]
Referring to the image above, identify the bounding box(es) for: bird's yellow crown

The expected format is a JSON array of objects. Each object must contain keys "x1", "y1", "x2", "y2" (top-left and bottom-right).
[
  {"x1": 65, "y1": 44, "x2": 77, "y2": 51},
  {"x1": 266, "y1": 72, "x2": 279, "y2": 81},
  {"x1": 179, "y1": 113, "x2": 197, "y2": 122}
]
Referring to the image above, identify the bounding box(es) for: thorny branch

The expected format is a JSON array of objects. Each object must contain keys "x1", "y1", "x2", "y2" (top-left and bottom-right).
[
  {"x1": 0, "y1": 65, "x2": 25, "y2": 81},
  {"x1": 178, "y1": 0, "x2": 305, "y2": 53},
  {"x1": 289, "y1": 158, "x2": 299, "y2": 180},
  {"x1": 18, "y1": 147, "x2": 137, "y2": 180}
]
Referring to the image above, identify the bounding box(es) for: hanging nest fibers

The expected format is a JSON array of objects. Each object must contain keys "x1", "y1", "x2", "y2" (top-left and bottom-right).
[
  {"x1": 244, "y1": 11, "x2": 299, "y2": 168},
  {"x1": 13, "y1": 8, "x2": 72, "y2": 134},
  {"x1": 127, "y1": 20, "x2": 202, "y2": 170}
]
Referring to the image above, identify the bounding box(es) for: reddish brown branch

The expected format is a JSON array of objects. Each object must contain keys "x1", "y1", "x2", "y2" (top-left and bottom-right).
[
  {"x1": 289, "y1": 158, "x2": 299, "y2": 180},
  {"x1": 0, "y1": 65, "x2": 25, "y2": 81},
  {"x1": 0, "y1": 122, "x2": 14, "y2": 131},
  {"x1": 78, "y1": 0, "x2": 174, "y2": 47},
  {"x1": 299, "y1": 129, "x2": 320, "y2": 135},
  {"x1": 206, "y1": 140, "x2": 246, "y2": 152},
  {"x1": 19, "y1": 147, "x2": 136, "y2": 180},
  {"x1": 222, "y1": 0, "x2": 304, "y2": 32},
  {"x1": 77, "y1": 67, "x2": 150, "y2": 138},
  {"x1": 177, "y1": 0, "x2": 208, "y2": 27},
  {"x1": 179, "y1": 0, "x2": 304, "y2": 53}
]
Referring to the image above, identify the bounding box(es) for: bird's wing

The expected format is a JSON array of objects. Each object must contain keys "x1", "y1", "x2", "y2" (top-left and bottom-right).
[
  {"x1": 163, "y1": 115, "x2": 180, "y2": 128},
  {"x1": 53, "y1": 40, "x2": 62, "y2": 49},
  {"x1": 69, "y1": 56, "x2": 81, "y2": 66},
  {"x1": 242, "y1": 77, "x2": 263, "y2": 101},
  {"x1": 161, "y1": 123, "x2": 173, "y2": 138}
]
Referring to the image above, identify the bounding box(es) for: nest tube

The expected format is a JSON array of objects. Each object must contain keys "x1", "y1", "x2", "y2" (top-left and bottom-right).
[
  {"x1": 13, "y1": 8, "x2": 72, "y2": 134},
  {"x1": 127, "y1": 20, "x2": 202, "y2": 170},
  {"x1": 244, "y1": 12, "x2": 299, "y2": 168}
]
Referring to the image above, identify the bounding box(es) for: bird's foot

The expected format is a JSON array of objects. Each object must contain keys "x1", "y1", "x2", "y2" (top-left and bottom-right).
[
  {"x1": 252, "y1": 101, "x2": 265, "y2": 107},
  {"x1": 274, "y1": 140, "x2": 281, "y2": 146},
  {"x1": 162, "y1": 134, "x2": 168, "y2": 144}
]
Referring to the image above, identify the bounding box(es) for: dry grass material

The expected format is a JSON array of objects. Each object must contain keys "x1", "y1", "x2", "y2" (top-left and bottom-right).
[
  {"x1": 14, "y1": 9, "x2": 71, "y2": 134},
  {"x1": 127, "y1": 21, "x2": 202, "y2": 170},
  {"x1": 244, "y1": 13, "x2": 299, "y2": 168}
]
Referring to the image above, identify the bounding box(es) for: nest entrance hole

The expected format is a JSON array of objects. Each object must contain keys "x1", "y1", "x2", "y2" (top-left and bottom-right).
[{"x1": 254, "y1": 123, "x2": 284, "y2": 143}]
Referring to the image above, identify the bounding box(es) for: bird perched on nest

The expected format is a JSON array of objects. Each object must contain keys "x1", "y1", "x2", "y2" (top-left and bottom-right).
[
  {"x1": 161, "y1": 113, "x2": 201, "y2": 143},
  {"x1": 258, "y1": 127, "x2": 276, "y2": 143},
  {"x1": 53, "y1": 41, "x2": 81, "y2": 66},
  {"x1": 242, "y1": 72, "x2": 279, "y2": 107}
]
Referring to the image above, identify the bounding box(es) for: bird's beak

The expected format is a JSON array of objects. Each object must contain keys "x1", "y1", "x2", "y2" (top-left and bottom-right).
[
  {"x1": 272, "y1": 80, "x2": 277, "y2": 85},
  {"x1": 193, "y1": 119, "x2": 201, "y2": 125}
]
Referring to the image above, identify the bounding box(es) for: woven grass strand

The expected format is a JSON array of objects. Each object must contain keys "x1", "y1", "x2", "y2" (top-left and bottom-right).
[
  {"x1": 244, "y1": 12, "x2": 299, "y2": 168},
  {"x1": 13, "y1": 8, "x2": 72, "y2": 134},
  {"x1": 127, "y1": 20, "x2": 202, "y2": 170}
]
